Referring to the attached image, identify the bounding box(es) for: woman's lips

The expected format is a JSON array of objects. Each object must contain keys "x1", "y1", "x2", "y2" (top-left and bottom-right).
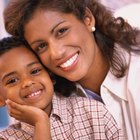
[{"x1": 59, "y1": 52, "x2": 79, "y2": 70}]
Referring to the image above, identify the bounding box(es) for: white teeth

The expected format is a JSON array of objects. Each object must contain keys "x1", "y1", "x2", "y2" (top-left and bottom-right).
[
  {"x1": 27, "y1": 90, "x2": 41, "y2": 98},
  {"x1": 60, "y1": 53, "x2": 78, "y2": 68}
]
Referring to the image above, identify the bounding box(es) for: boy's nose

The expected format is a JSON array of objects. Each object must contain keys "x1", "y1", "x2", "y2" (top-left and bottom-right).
[{"x1": 22, "y1": 78, "x2": 35, "y2": 89}]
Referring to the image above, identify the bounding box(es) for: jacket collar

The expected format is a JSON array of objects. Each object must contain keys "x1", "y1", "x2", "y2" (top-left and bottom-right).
[
  {"x1": 102, "y1": 70, "x2": 128, "y2": 101},
  {"x1": 102, "y1": 45, "x2": 131, "y2": 101}
]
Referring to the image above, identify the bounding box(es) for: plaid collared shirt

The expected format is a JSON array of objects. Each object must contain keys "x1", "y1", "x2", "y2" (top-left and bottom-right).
[{"x1": 0, "y1": 93, "x2": 124, "y2": 140}]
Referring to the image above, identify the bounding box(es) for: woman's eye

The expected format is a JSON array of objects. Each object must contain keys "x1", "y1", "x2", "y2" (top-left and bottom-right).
[
  {"x1": 57, "y1": 28, "x2": 67, "y2": 36},
  {"x1": 35, "y1": 42, "x2": 47, "y2": 54},
  {"x1": 6, "y1": 78, "x2": 18, "y2": 85}
]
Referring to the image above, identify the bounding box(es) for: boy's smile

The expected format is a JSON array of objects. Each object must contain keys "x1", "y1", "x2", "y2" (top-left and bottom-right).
[
  {"x1": 20, "y1": 83, "x2": 44, "y2": 103},
  {"x1": 0, "y1": 46, "x2": 53, "y2": 114}
]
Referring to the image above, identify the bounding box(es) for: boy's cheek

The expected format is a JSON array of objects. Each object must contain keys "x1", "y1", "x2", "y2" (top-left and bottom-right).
[
  {"x1": 0, "y1": 87, "x2": 7, "y2": 106},
  {"x1": 0, "y1": 87, "x2": 8, "y2": 100}
]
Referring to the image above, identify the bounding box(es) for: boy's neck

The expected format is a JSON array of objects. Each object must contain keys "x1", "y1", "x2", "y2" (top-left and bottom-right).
[{"x1": 43, "y1": 102, "x2": 52, "y2": 117}]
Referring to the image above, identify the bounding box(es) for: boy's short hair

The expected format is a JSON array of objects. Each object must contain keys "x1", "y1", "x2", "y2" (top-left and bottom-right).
[
  {"x1": 0, "y1": 36, "x2": 76, "y2": 97},
  {"x1": 0, "y1": 36, "x2": 28, "y2": 55}
]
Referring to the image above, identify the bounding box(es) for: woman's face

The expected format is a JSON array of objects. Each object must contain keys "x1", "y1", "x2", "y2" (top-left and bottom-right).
[{"x1": 24, "y1": 10, "x2": 98, "y2": 82}]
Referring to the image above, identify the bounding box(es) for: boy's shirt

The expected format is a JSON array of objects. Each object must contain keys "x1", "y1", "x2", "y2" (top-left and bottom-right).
[
  {"x1": 0, "y1": 93, "x2": 124, "y2": 140},
  {"x1": 0, "y1": 122, "x2": 33, "y2": 140}
]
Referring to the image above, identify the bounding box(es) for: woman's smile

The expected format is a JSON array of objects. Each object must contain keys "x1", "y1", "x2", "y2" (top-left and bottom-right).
[{"x1": 59, "y1": 52, "x2": 79, "y2": 71}]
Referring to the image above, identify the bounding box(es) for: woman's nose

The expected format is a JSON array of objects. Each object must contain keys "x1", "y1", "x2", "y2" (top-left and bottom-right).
[{"x1": 50, "y1": 42, "x2": 65, "y2": 60}]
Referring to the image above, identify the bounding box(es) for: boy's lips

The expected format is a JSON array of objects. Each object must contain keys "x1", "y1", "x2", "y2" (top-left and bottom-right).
[
  {"x1": 59, "y1": 52, "x2": 79, "y2": 70},
  {"x1": 25, "y1": 89, "x2": 42, "y2": 98},
  {"x1": 22, "y1": 88, "x2": 44, "y2": 103},
  {"x1": 22, "y1": 86, "x2": 43, "y2": 100}
]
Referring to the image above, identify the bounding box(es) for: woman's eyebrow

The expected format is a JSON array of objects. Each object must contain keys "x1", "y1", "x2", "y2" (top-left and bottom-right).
[
  {"x1": 30, "y1": 20, "x2": 66, "y2": 46},
  {"x1": 30, "y1": 40, "x2": 43, "y2": 46},
  {"x1": 51, "y1": 20, "x2": 66, "y2": 33}
]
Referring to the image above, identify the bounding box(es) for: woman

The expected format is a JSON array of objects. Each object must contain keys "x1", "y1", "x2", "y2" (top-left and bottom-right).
[{"x1": 4, "y1": 0, "x2": 140, "y2": 139}]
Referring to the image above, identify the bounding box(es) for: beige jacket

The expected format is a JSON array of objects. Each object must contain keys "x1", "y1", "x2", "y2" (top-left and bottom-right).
[
  {"x1": 101, "y1": 51, "x2": 140, "y2": 140},
  {"x1": 78, "y1": 49, "x2": 140, "y2": 140}
]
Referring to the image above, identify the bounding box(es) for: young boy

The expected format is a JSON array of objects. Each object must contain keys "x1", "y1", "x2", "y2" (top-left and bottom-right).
[{"x1": 0, "y1": 37, "x2": 124, "y2": 140}]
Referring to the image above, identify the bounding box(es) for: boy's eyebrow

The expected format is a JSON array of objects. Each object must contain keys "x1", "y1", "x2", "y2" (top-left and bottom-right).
[
  {"x1": 27, "y1": 61, "x2": 40, "y2": 67},
  {"x1": 2, "y1": 72, "x2": 16, "y2": 81},
  {"x1": 2, "y1": 61, "x2": 40, "y2": 81}
]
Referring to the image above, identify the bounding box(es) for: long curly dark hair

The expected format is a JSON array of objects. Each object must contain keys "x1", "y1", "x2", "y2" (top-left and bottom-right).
[{"x1": 4, "y1": 0, "x2": 140, "y2": 79}]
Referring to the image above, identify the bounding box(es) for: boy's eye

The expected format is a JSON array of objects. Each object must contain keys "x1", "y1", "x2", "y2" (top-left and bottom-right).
[
  {"x1": 35, "y1": 42, "x2": 47, "y2": 54},
  {"x1": 6, "y1": 78, "x2": 18, "y2": 85},
  {"x1": 31, "y1": 68, "x2": 42, "y2": 75}
]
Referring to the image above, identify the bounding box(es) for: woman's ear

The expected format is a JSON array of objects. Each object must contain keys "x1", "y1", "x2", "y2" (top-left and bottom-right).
[{"x1": 84, "y1": 7, "x2": 95, "y2": 32}]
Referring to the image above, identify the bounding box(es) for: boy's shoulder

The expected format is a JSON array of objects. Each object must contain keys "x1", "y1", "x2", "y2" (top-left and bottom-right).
[
  {"x1": 0, "y1": 122, "x2": 33, "y2": 140},
  {"x1": 68, "y1": 95, "x2": 106, "y2": 112},
  {"x1": 52, "y1": 94, "x2": 124, "y2": 139},
  {"x1": 69, "y1": 95, "x2": 103, "y2": 105},
  {"x1": 54, "y1": 93, "x2": 107, "y2": 116}
]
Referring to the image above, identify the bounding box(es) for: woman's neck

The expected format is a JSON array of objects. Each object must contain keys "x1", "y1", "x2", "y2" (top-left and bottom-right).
[{"x1": 78, "y1": 49, "x2": 109, "y2": 95}]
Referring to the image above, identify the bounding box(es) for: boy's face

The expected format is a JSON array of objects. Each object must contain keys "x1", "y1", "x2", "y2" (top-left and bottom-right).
[{"x1": 0, "y1": 46, "x2": 54, "y2": 112}]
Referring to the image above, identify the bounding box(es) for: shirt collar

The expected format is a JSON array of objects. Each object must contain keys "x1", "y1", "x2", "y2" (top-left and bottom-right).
[
  {"x1": 51, "y1": 86, "x2": 88, "y2": 124},
  {"x1": 19, "y1": 89, "x2": 85, "y2": 128},
  {"x1": 51, "y1": 93, "x2": 72, "y2": 124},
  {"x1": 76, "y1": 83, "x2": 88, "y2": 97}
]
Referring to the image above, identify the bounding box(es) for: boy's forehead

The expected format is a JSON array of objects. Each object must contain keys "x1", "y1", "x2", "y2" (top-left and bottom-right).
[
  {"x1": 0, "y1": 46, "x2": 34, "y2": 59},
  {"x1": 0, "y1": 47, "x2": 38, "y2": 72}
]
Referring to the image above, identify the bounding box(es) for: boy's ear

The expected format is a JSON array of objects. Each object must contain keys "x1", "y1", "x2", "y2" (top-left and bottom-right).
[
  {"x1": 0, "y1": 96, "x2": 6, "y2": 107},
  {"x1": 0, "y1": 87, "x2": 6, "y2": 107}
]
